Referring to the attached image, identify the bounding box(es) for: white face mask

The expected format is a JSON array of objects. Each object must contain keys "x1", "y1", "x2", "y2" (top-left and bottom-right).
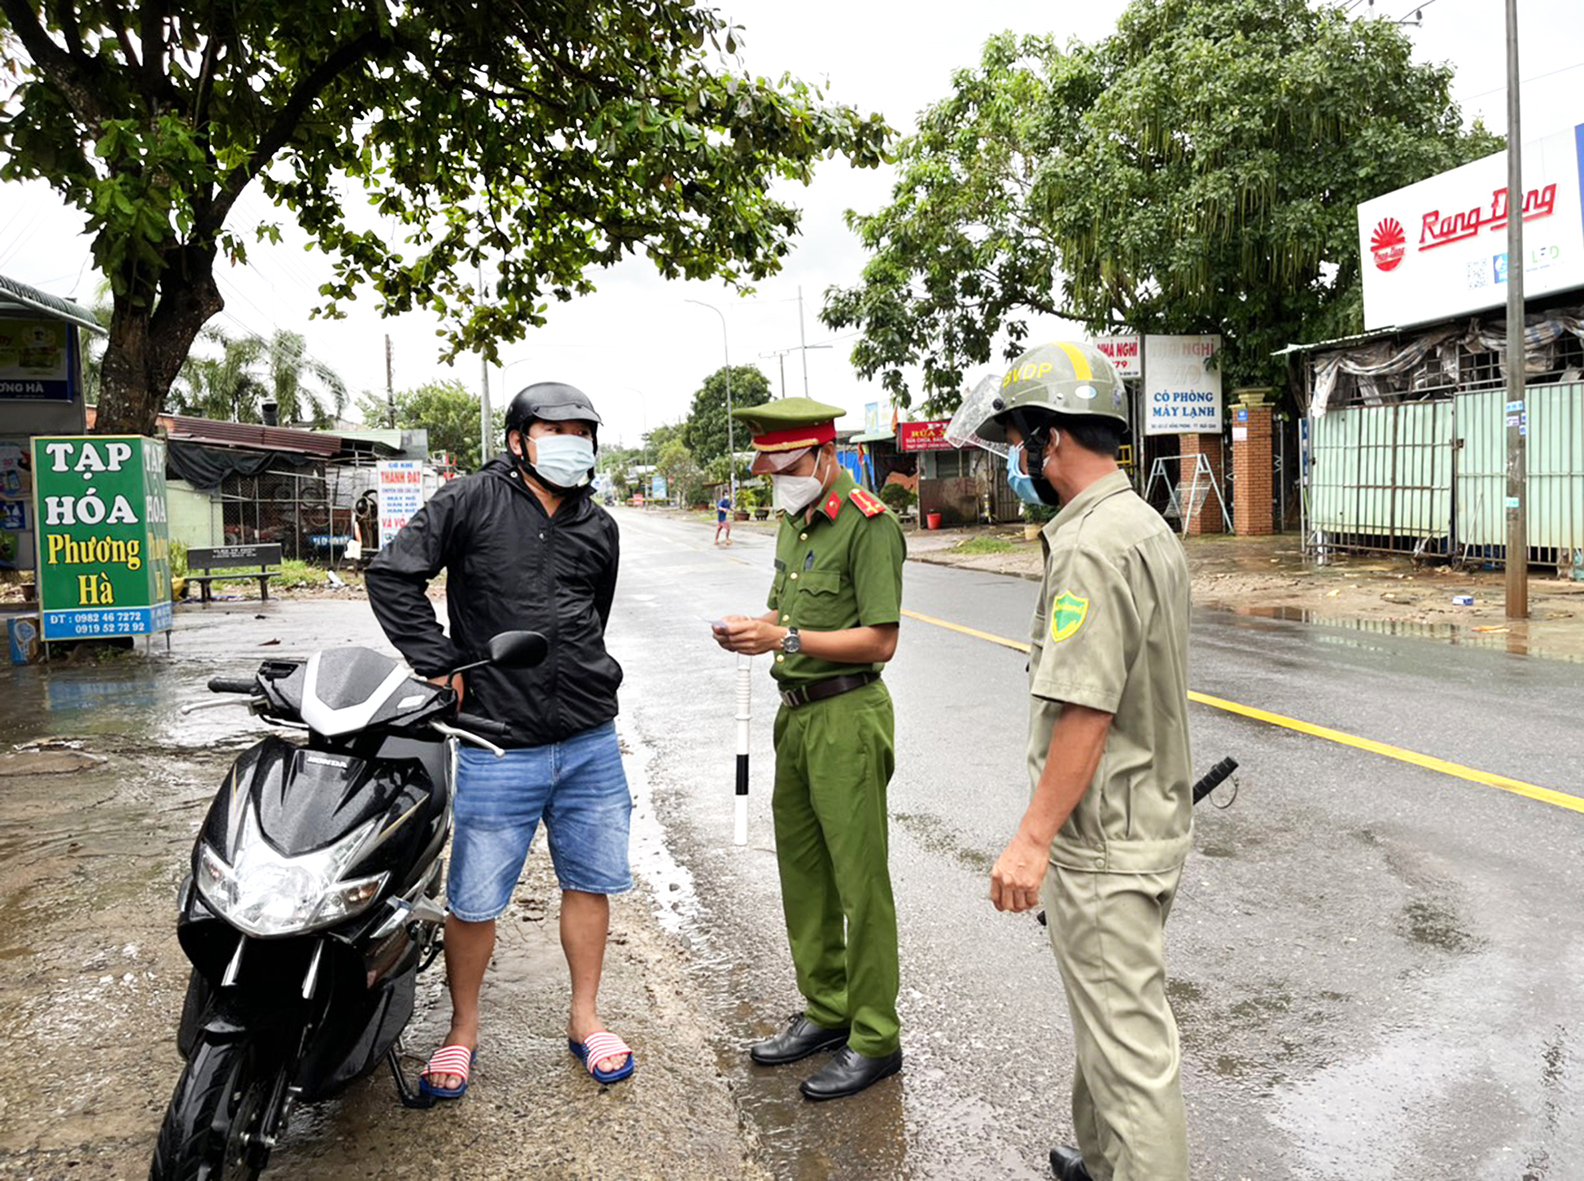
[
  {"x1": 529, "y1": 433, "x2": 594, "y2": 489},
  {"x1": 771, "y1": 451, "x2": 827, "y2": 516}
]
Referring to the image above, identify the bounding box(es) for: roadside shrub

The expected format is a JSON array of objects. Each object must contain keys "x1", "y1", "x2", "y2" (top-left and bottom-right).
[{"x1": 879, "y1": 483, "x2": 915, "y2": 513}]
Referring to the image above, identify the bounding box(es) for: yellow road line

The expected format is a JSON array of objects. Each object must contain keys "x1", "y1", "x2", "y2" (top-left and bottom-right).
[
  {"x1": 901, "y1": 609, "x2": 1582, "y2": 815},
  {"x1": 902, "y1": 609, "x2": 1032, "y2": 653}
]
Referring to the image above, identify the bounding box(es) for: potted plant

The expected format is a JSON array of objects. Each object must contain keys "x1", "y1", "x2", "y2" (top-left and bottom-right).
[
  {"x1": 879, "y1": 482, "x2": 916, "y2": 519},
  {"x1": 740, "y1": 485, "x2": 770, "y2": 520}
]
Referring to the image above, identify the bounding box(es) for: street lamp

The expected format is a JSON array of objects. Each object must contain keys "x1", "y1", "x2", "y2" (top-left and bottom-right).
[{"x1": 686, "y1": 299, "x2": 736, "y2": 503}]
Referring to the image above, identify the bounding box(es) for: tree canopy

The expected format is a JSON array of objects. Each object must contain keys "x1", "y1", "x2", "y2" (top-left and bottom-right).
[
  {"x1": 0, "y1": 0, "x2": 890, "y2": 435},
  {"x1": 822, "y1": 0, "x2": 1500, "y2": 409},
  {"x1": 357, "y1": 378, "x2": 499, "y2": 473},
  {"x1": 681, "y1": 363, "x2": 771, "y2": 466}
]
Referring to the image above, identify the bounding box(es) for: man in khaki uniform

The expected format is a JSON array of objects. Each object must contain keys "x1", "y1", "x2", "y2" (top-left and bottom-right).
[
  {"x1": 712, "y1": 397, "x2": 907, "y2": 1102},
  {"x1": 978, "y1": 342, "x2": 1192, "y2": 1181}
]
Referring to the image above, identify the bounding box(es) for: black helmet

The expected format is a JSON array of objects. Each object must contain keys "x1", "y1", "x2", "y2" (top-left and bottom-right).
[{"x1": 503, "y1": 382, "x2": 603, "y2": 455}]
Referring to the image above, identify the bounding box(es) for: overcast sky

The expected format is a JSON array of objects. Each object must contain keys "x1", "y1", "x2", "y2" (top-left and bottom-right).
[{"x1": 2, "y1": 0, "x2": 1582, "y2": 450}]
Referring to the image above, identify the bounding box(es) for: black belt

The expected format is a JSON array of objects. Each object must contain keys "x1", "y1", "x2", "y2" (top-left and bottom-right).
[{"x1": 779, "y1": 672, "x2": 879, "y2": 709}]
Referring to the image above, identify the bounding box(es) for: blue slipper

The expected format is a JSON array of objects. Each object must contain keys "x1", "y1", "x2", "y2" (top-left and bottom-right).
[
  {"x1": 418, "y1": 1044, "x2": 476, "y2": 1100},
  {"x1": 569, "y1": 1031, "x2": 635, "y2": 1084}
]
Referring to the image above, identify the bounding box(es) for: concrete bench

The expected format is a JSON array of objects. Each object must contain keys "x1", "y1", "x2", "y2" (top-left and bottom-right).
[{"x1": 187, "y1": 544, "x2": 283, "y2": 604}]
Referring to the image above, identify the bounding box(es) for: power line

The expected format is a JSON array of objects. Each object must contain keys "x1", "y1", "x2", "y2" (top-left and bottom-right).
[{"x1": 1456, "y1": 60, "x2": 1584, "y2": 103}]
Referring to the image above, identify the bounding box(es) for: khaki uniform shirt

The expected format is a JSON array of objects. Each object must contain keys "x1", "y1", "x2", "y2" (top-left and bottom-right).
[
  {"x1": 1027, "y1": 469, "x2": 1192, "y2": 873},
  {"x1": 766, "y1": 470, "x2": 906, "y2": 686}
]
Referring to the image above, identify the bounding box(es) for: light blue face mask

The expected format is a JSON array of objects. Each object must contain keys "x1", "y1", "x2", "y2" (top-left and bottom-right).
[
  {"x1": 1006, "y1": 444, "x2": 1043, "y2": 506},
  {"x1": 530, "y1": 433, "x2": 595, "y2": 490}
]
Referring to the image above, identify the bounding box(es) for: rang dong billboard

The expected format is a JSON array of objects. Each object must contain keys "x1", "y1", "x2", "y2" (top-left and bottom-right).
[{"x1": 1357, "y1": 122, "x2": 1584, "y2": 331}]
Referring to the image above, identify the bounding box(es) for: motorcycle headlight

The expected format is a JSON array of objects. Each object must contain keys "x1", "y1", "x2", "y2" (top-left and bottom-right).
[{"x1": 196, "y1": 809, "x2": 389, "y2": 937}]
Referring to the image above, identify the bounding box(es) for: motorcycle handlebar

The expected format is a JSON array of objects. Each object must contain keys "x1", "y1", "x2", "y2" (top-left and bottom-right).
[
  {"x1": 455, "y1": 712, "x2": 510, "y2": 738},
  {"x1": 208, "y1": 677, "x2": 258, "y2": 695}
]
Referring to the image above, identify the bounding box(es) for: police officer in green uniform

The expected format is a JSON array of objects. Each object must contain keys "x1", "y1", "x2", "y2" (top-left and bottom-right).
[
  {"x1": 978, "y1": 343, "x2": 1193, "y2": 1181},
  {"x1": 711, "y1": 396, "x2": 907, "y2": 1101}
]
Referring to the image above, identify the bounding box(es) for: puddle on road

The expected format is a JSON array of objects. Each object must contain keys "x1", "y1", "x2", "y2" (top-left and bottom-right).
[
  {"x1": 1202, "y1": 601, "x2": 1584, "y2": 663},
  {"x1": 0, "y1": 662, "x2": 248, "y2": 1172},
  {"x1": 1400, "y1": 897, "x2": 1477, "y2": 954},
  {"x1": 619, "y1": 721, "x2": 701, "y2": 939}
]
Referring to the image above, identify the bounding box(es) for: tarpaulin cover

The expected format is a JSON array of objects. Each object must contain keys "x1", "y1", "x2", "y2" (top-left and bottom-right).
[
  {"x1": 167, "y1": 440, "x2": 316, "y2": 490},
  {"x1": 1309, "y1": 305, "x2": 1584, "y2": 415}
]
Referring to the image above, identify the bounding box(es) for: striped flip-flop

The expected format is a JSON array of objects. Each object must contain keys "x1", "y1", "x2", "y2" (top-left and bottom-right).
[
  {"x1": 418, "y1": 1044, "x2": 477, "y2": 1100},
  {"x1": 568, "y1": 1031, "x2": 635, "y2": 1084}
]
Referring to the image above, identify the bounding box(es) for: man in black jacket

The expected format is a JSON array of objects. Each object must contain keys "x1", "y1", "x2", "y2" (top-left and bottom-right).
[{"x1": 366, "y1": 382, "x2": 634, "y2": 1099}]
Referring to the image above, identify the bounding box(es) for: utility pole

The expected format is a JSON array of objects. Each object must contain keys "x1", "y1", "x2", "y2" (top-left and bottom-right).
[
  {"x1": 1504, "y1": 0, "x2": 1528, "y2": 619},
  {"x1": 762, "y1": 338, "x2": 832, "y2": 399},
  {"x1": 798, "y1": 286, "x2": 810, "y2": 398},
  {"x1": 761, "y1": 347, "x2": 792, "y2": 397},
  {"x1": 384, "y1": 335, "x2": 395, "y2": 429},
  {"x1": 478, "y1": 263, "x2": 492, "y2": 469}
]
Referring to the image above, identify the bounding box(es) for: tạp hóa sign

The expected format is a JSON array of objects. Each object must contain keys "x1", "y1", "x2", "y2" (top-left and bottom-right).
[{"x1": 32, "y1": 435, "x2": 173, "y2": 641}]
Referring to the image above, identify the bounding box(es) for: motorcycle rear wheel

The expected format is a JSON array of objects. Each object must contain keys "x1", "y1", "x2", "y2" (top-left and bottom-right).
[{"x1": 149, "y1": 1034, "x2": 277, "y2": 1181}]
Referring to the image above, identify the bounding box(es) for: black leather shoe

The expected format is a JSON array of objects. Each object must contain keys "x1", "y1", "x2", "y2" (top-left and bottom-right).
[
  {"x1": 799, "y1": 1045, "x2": 903, "y2": 1100},
  {"x1": 1049, "y1": 1145, "x2": 1093, "y2": 1181},
  {"x1": 749, "y1": 1014, "x2": 851, "y2": 1066}
]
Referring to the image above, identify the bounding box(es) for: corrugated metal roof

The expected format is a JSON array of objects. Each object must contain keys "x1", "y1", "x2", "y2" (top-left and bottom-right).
[
  {"x1": 1272, "y1": 325, "x2": 1404, "y2": 357},
  {"x1": 0, "y1": 273, "x2": 105, "y2": 334},
  {"x1": 167, "y1": 415, "x2": 342, "y2": 457}
]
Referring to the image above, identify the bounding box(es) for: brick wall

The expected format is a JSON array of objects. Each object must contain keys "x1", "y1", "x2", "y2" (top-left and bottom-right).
[
  {"x1": 1232, "y1": 404, "x2": 1275, "y2": 536},
  {"x1": 1178, "y1": 433, "x2": 1225, "y2": 535}
]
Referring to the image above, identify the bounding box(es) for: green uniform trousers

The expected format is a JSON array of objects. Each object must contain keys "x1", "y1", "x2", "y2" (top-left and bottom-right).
[
  {"x1": 770, "y1": 679, "x2": 900, "y2": 1057},
  {"x1": 1044, "y1": 863, "x2": 1188, "y2": 1181}
]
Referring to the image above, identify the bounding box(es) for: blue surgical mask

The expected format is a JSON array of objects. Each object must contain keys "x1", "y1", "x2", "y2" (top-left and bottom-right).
[
  {"x1": 530, "y1": 434, "x2": 595, "y2": 490},
  {"x1": 1006, "y1": 444, "x2": 1043, "y2": 506}
]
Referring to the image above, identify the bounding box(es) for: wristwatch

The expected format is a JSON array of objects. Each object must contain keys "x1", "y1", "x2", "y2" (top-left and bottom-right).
[{"x1": 781, "y1": 626, "x2": 801, "y2": 654}]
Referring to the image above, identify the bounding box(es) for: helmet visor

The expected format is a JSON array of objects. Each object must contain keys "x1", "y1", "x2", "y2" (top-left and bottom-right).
[
  {"x1": 749, "y1": 446, "x2": 816, "y2": 476},
  {"x1": 945, "y1": 374, "x2": 1011, "y2": 456}
]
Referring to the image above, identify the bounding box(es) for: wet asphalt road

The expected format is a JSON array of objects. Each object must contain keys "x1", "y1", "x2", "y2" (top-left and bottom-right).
[
  {"x1": 3, "y1": 505, "x2": 1581, "y2": 1180},
  {"x1": 607, "y1": 508, "x2": 1584, "y2": 1181}
]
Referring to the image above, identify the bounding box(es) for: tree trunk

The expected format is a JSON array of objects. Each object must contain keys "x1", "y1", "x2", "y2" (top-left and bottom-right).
[{"x1": 94, "y1": 248, "x2": 225, "y2": 435}]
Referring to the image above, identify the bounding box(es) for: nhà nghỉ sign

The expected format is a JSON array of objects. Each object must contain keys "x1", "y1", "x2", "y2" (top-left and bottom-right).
[
  {"x1": 1093, "y1": 335, "x2": 1141, "y2": 379},
  {"x1": 1143, "y1": 336, "x2": 1223, "y2": 436},
  {"x1": 32, "y1": 436, "x2": 173, "y2": 640}
]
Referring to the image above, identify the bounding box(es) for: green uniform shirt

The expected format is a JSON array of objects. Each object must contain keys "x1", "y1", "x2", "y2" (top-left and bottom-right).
[
  {"x1": 766, "y1": 470, "x2": 906, "y2": 685},
  {"x1": 1027, "y1": 469, "x2": 1193, "y2": 873}
]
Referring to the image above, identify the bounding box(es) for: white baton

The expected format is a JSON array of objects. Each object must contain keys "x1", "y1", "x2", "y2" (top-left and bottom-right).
[{"x1": 734, "y1": 652, "x2": 751, "y2": 846}]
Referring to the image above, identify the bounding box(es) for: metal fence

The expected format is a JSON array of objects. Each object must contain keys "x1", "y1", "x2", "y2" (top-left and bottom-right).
[
  {"x1": 1306, "y1": 380, "x2": 1584, "y2": 568},
  {"x1": 216, "y1": 463, "x2": 378, "y2": 563}
]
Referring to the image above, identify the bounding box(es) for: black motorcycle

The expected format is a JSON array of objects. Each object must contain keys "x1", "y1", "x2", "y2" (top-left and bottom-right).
[{"x1": 149, "y1": 631, "x2": 545, "y2": 1181}]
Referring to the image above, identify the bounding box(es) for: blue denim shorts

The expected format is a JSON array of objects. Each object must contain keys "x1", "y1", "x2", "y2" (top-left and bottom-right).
[{"x1": 447, "y1": 721, "x2": 633, "y2": 921}]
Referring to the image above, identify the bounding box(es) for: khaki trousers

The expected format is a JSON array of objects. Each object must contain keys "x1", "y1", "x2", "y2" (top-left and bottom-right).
[{"x1": 1044, "y1": 863, "x2": 1188, "y2": 1181}]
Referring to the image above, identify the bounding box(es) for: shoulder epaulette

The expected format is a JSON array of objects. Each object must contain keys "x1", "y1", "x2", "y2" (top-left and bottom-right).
[{"x1": 848, "y1": 486, "x2": 887, "y2": 517}]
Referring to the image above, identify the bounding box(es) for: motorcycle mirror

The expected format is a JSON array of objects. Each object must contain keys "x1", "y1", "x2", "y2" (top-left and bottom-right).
[{"x1": 487, "y1": 630, "x2": 549, "y2": 669}]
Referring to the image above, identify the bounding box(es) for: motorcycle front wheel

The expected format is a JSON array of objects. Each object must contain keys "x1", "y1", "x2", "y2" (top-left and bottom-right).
[{"x1": 149, "y1": 1033, "x2": 278, "y2": 1181}]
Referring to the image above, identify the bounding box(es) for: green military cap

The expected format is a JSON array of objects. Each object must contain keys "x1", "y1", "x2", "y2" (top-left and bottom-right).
[{"x1": 731, "y1": 396, "x2": 847, "y2": 453}]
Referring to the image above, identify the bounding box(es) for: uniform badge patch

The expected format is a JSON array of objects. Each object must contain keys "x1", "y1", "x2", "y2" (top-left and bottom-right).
[{"x1": 1049, "y1": 591, "x2": 1089, "y2": 643}]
